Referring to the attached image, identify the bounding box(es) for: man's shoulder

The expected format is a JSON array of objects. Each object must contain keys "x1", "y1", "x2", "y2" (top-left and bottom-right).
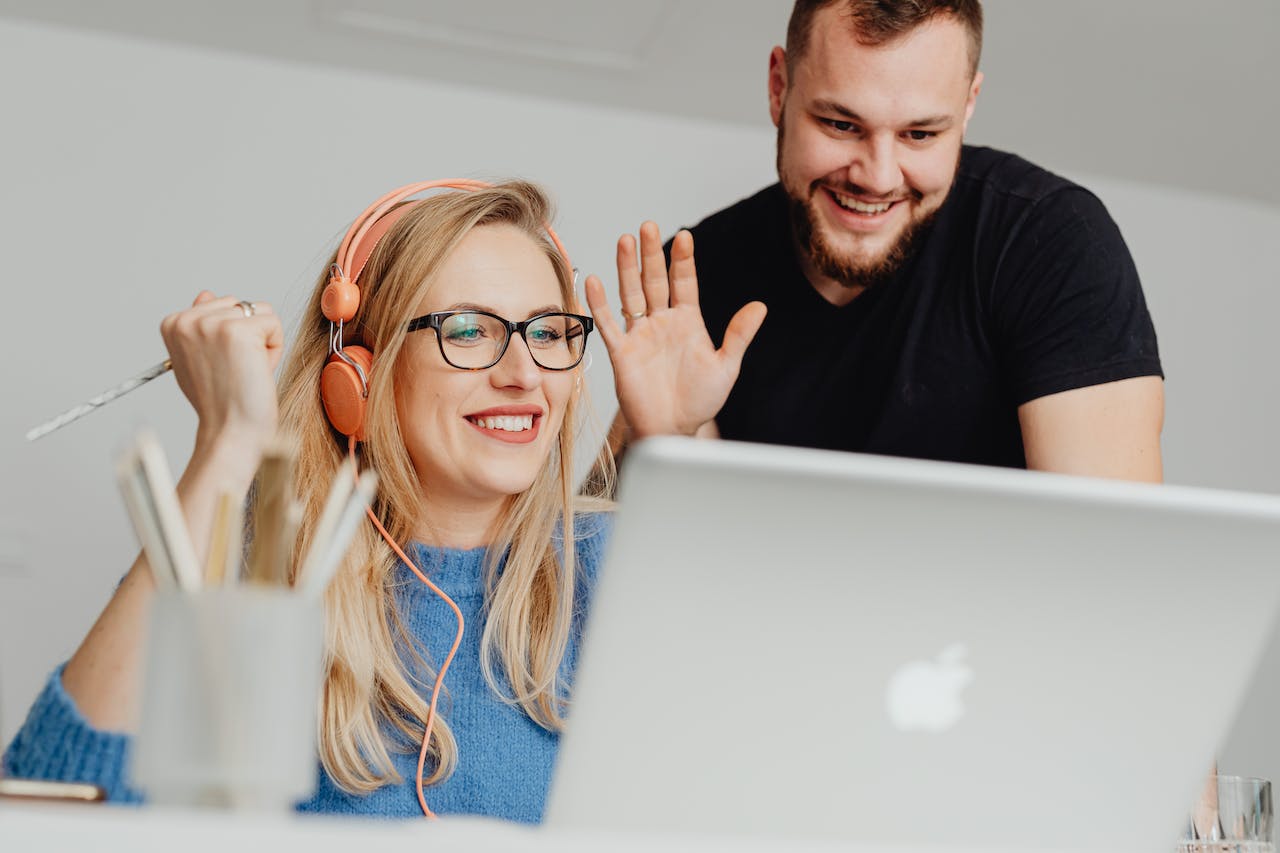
[
  {"x1": 952, "y1": 145, "x2": 1121, "y2": 248},
  {"x1": 957, "y1": 145, "x2": 1087, "y2": 204}
]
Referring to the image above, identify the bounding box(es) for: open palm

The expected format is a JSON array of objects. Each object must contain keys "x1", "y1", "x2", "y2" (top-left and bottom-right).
[{"x1": 585, "y1": 222, "x2": 766, "y2": 440}]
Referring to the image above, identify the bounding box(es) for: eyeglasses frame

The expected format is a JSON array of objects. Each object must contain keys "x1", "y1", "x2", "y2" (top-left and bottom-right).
[{"x1": 405, "y1": 309, "x2": 594, "y2": 371}]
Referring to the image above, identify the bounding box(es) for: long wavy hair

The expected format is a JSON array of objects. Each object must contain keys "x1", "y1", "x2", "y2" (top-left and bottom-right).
[{"x1": 272, "y1": 181, "x2": 613, "y2": 792}]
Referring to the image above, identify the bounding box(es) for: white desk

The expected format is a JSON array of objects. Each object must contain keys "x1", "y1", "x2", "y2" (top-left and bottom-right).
[{"x1": 0, "y1": 801, "x2": 958, "y2": 853}]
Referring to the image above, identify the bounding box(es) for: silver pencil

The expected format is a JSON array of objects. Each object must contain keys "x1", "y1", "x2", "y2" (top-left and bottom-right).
[{"x1": 26, "y1": 359, "x2": 172, "y2": 442}]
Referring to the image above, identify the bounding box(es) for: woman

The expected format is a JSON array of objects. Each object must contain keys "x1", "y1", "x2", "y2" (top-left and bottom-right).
[{"x1": 2, "y1": 180, "x2": 765, "y2": 821}]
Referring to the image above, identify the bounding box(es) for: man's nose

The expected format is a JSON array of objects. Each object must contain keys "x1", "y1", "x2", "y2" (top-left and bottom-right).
[{"x1": 847, "y1": 136, "x2": 904, "y2": 197}]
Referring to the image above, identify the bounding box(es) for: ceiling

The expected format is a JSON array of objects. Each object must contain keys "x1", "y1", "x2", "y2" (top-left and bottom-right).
[{"x1": 1, "y1": 0, "x2": 1276, "y2": 207}]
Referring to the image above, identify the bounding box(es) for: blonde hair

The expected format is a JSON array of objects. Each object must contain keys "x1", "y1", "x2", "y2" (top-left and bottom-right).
[{"x1": 274, "y1": 181, "x2": 614, "y2": 792}]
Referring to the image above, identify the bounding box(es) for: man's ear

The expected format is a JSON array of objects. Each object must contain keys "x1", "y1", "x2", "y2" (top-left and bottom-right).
[
  {"x1": 768, "y1": 46, "x2": 788, "y2": 127},
  {"x1": 962, "y1": 70, "x2": 983, "y2": 133}
]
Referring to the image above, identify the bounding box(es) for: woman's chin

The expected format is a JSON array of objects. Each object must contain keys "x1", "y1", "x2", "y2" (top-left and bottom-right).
[{"x1": 470, "y1": 471, "x2": 542, "y2": 503}]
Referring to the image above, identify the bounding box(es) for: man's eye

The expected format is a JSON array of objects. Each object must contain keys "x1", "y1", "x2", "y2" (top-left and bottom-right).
[
  {"x1": 825, "y1": 119, "x2": 856, "y2": 133},
  {"x1": 905, "y1": 130, "x2": 936, "y2": 142}
]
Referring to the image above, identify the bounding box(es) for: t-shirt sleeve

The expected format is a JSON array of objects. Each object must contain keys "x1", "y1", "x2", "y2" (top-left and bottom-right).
[
  {"x1": 987, "y1": 187, "x2": 1162, "y2": 404},
  {"x1": 2, "y1": 664, "x2": 143, "y2": 803}
]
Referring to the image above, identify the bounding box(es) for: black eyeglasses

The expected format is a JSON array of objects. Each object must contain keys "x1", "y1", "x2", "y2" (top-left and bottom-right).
[{"x1": 406, "y1": 310, "x2": 594, "y2": 371}]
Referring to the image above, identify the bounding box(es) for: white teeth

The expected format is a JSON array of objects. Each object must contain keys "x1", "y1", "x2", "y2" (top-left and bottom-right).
[
  {"x1": 833, "y1": 193, "x2": 892, "y2": 214},
  {"x1": 469, "y1": 415, "x2": 534, "y2": 432}
]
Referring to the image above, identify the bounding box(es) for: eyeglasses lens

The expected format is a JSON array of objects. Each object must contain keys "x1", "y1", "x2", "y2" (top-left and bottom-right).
[{"x1": 438, "y1": 313, "x2": 586, "y2": 370}]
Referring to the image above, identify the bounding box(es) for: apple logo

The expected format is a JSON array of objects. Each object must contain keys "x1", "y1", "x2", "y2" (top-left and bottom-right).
[{"x1": 885, "y1": 643, "x2": 973, "y2": 733}]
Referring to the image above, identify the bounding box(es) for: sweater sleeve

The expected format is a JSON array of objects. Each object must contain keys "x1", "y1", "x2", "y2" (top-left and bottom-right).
[
  {"x1": 573, "y1": 511, "x2": 614, "y2": 588},
  {"x1": 2, "y1": 664, "x2": 143, "y2": 803},
  {"x1": 556, "y1": 511, "x2": 614, "y2": 687}
]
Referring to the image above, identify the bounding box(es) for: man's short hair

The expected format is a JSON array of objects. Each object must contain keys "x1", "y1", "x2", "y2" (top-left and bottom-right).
[{"x1": 785, "y1": 0, "x2": 984, "y2": 77}]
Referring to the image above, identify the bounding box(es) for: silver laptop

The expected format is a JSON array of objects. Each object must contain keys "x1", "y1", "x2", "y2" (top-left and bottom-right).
[{"x1": 547, "y1": 437, "x2": 1280, "y2": 851}]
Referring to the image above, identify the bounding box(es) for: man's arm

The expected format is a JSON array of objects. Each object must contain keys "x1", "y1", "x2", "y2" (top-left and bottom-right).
[{"x1": 1018, "y1": 375, "x2": 1164, "y2": 483}]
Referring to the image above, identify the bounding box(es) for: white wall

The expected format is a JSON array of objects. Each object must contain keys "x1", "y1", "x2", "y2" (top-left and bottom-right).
[
  {"x1": 0, "y1": 17, "x2": 769, "y2": 742},
  {"x1": 1073, "y1": 180, "x2": 1280, "y2": 493},
  {"x1": 2, "y1": 17, "x2": 1278, "y2": 788}
]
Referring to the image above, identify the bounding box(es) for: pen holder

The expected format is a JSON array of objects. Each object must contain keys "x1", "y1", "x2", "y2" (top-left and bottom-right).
[{"x1": 131, "y1": 588, "x2": 324, "y2": 810}]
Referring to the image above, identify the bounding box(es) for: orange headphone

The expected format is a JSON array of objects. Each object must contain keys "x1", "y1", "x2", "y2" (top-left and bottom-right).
[{"x1": 318, "y1": 179, "x2": 575, "y2": 442}]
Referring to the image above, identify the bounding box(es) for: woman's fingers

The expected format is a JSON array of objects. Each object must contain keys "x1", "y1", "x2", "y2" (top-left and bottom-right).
[
  {"x1": 719, "y1": 301, "x2": 768, "y2": 369},
  {"x1": 161, "y1": 294, "x2": 283, "y2": 378},
  {"x1": 637, "y1": 221, "x2": 670, "y2": 317},
  {"x1": 617, "y1": 224, "x2": 697, "y2": 321},
  {"x1": 198, "y1": 297, "x2": 275, "y2": 318},
  {"x1": 253, "y1": 311, "x2": 286, "y2": 369},
  {"x1": 173, "y1": 294, "x2": 275, "y2": 321},
  {"x1": 585, "y1": 274, "x2": 626, "y2": 352},
  {"x1": 616, "y1": 234, "x2": 646, "y2": 324},
  {"x1": 668, "y1": 229, "x2": 700, "y2": 310}
]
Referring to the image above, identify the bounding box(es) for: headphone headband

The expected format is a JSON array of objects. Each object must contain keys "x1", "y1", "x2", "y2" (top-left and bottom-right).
[
  {"x1": 335, "y1": 179, "x2": 493, "y2": 284},
  {"x1": 323, "y1": 179, "x2": 574, "y2": 324}
]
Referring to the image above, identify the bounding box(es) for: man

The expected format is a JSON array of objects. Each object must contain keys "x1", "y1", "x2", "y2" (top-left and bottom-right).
[{"x1": 611, "y1": 0, "x2": 1163, "y2": 482}]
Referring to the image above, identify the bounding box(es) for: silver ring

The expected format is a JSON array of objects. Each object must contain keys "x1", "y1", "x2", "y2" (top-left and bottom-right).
[
  {"x1": 237, "y1": 300, "x2": 256, "y2": 318},
  {"x1": 627, "y1": 311, "x2": 646, "y2": 321}
]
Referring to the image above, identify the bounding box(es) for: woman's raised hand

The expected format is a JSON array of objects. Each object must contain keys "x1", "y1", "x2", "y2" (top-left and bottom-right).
[
  {"x1": 159, "y1": 291, "x2": 284, "y2": 454},
  {"x1": 585, "y1": 222, "x2": 766, "y2": 440}
]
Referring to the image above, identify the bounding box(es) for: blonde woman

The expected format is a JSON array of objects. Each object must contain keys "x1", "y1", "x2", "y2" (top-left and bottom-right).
[{"x1": 2, "y1": 181, "x2": 766, "y2": 821}]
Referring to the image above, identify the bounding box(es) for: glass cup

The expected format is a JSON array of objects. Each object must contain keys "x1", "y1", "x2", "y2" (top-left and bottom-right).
[{"x1": 1182, "y1": 775, "x2": 1274, "y2": 853}]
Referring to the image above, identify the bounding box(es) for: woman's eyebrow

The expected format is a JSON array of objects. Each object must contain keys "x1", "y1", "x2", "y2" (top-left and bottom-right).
[{"x1": 443, "y1": 302, "x2": 566, "y2": 317}]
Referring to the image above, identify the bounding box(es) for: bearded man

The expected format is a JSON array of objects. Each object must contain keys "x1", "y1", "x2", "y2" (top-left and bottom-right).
[{"x1": 616, "y1": 0, "x2": 1163, "y2": 481}]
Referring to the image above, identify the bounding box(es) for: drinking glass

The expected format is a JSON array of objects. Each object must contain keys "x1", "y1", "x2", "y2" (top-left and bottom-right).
[{"x1": 1182, "y1": 775, "x2": 1274, "y2": 853}]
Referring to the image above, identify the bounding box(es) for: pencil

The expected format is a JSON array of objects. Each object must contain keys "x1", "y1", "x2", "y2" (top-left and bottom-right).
[
  {"x1": 294, "y1": 458, "x2": 357, "y2": 591},
  {"x1": 205, "y1": 493, "x2": 236, "y2": 586},
  {"x1": 132, "y1": 431, "x2": 203, "y2": 592},
  {"x1": 299, "y1": 469, "x2": 378, "y2": 599},
  {"x1": 115, "y1": 447, "x2": 178, "y2": 591},
  {"x1": 246, "y1": 443, "x2": 297, "y2": 587}
]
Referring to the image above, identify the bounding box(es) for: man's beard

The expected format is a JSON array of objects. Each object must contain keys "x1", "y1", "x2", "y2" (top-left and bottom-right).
[
  {"x1": 776, "y1": 117, "x2": 942, "y2": 291},
  {"x1": 786, "y1": 192, "x2": 938, "y2": 291}
]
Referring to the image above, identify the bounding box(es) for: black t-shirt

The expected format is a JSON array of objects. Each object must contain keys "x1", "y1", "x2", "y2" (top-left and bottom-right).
[{"x1": 686, "y1": 146, "x2": 1162, "y2": 469}]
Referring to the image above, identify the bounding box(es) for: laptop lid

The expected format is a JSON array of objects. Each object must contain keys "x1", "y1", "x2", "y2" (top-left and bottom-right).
[{"x1": 547, "y1": 437, "x2": 1280, "y2": 851}]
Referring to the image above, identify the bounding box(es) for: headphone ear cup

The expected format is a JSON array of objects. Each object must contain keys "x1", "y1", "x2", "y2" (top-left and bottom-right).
[
  {"x1": 321, "y1": 277, "x2": 361, "y2": 324},
  {"x1": 320, "y1": 345, "x2": 374, "y2": 442}
]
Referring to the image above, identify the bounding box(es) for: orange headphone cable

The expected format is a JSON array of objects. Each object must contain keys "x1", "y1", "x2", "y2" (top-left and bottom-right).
[{"x1": 347, "y1": 437, "x2": 465, "y2": 819}]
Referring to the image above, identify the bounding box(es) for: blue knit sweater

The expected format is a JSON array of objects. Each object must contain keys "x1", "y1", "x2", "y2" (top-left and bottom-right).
[{"x1": 2, "y1": 512, "x2": 612, "y2": 823}]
